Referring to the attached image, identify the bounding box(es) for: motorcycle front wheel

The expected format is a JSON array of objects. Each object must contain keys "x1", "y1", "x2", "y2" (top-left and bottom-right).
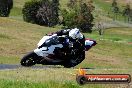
[{"x1": 21, "y1": 51, "x2": 38, "y2": 67}]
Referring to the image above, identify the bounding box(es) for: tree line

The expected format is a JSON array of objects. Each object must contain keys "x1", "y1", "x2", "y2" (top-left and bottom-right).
[
  {"x1": 0, "y1": 0, "x2": 94, "y2": 33},
  {"x1": 0, "y1": 0, "x2": 13, "y2": 17},
  {"x1": 111, "y1": 0, "x2": 132, "y2": 23}
]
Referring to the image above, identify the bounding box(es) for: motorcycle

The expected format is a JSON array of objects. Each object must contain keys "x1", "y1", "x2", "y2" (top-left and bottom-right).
[{"x1": 20, "y1": 34, "x2": 97, "y2": 68}]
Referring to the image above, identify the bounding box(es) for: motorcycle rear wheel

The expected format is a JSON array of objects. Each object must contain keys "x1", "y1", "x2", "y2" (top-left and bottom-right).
[
  {"x1": 21, "y1": 51, "x2": 38, "y2": 67},
  {"x1": 63, "y1": 51, "x2": 85, "y2": 68}
]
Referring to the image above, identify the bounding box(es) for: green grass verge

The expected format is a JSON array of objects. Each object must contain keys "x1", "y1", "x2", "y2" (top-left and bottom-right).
[
  {"x1": 10, "y1": 7, "x2": 22, "y2": 16},
  {"x1": 0, "y1": 79, "x2": 80, "y2": 88},
  {"x1": 0, "y1": 68, "x2": 131, "y2": 88},
  {"x1": 0, "y1": 56, "x2": 19, "y2": 64},
  {"x1": 93, "y1": 0, "x2": 128, "y2": 22}
]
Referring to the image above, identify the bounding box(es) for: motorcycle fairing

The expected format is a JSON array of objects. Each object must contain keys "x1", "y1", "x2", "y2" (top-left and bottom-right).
[
  {"x1": 37, "y1": 36, "x2": 51, "y2": 47},
  {"x1": 34, "y1": 44, "x2": 63, "y2": 57},
  {"x1": 85, "y1": 40, "x2": 94, "y2": 46},
  {"x1": 85, "y1": 39, "x2": 97, "y2": 51}
]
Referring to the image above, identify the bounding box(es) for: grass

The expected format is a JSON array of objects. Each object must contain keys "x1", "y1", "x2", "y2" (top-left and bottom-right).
[
  {"x1": 1, "y1": 79, "x2": 129, "y2": 88},
  {"x1": 0, "y1": 17, "x2": 132, "y2": 88},
  {"x1": 9, "y1": 0, "x2": 27, "y2": 20},
  {"x1": 93, "y1": 0, "x2": 111, "y2": 12},
  {"x1": 9, "y1": 0, "x2": 69, "y2": 20},
  {"x1": 81, "y1": 28, "x2": 132, "y2": 69},
  {"x1": 10, "y1": 7, "x2": 22, "y2": 16},
  {"x1": 0, "y1": 17, "x2": 61, "y2": 57},
  {"x1": 93, "y1": 0, "x2": 131, "y2": 22},
  {"x1": 1, "y1": 79, "x2": 114, "y2": 88},
  {"x1": 0, "y1": 33, "x2": 10, "y2": 39},
  {"x1": 0, "y1": 0, "x2": 132, "y2": 87},
  {"x1": 93, "y1": 0, "x2": 132, "y2": 11},
  {"x1": 0, "y1": 68, "x2": 131, "y2": 88},
  {"x1": 0, "y1": 79, "x2": 80, "y2": 88},
  {"x1": 0, "y1": 17, "x2": 132, "y2": 68},
  {"x1": 95, "y1": 0, "x2": 132, "y2": 6},
  {"x1": 0, "y1": 56, "x2": 19, "y2": 64}
]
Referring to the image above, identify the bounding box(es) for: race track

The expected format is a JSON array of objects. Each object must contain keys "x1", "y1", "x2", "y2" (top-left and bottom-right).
[
  {"x1": 0, "y1": 64, "x2": 63, "y2": 70},
  {"x1": 0, "y1": 64, "x2": 131, "y2": 71}
]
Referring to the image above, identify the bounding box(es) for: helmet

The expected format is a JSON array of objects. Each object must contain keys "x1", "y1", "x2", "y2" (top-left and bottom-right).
[{"x1": 69, "y1": 28, "x2": 83, "y2": 39}]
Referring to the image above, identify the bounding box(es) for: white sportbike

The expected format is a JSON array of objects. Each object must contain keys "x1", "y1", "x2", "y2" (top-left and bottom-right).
[{"x1": 20, "y1": 34, "x2": 97, "y2": 68}]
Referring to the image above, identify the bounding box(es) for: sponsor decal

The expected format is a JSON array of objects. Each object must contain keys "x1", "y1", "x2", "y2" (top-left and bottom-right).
[{"x1": 76, "y1": 68, "x2": 131, "y2": 85}]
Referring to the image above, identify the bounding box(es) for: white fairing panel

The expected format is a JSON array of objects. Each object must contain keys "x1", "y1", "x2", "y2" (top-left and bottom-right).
[
  {"x1": 85, "y1": 40, "x2": 94, "y2": 46},
  {"x1": 37, "y1": 34, "x2": 57, "y2": 47},
  {"x1": 37, "y1": 36, "x2": 52, "y2": 47},
  {"x1": 34, "y1": 47, "x2": 48, "y2": 57},
  {"x1": 34, "y1": 44, "x2": 63, "y2": 57}
]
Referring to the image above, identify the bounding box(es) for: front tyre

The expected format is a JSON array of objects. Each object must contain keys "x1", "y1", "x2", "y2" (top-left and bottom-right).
[{"x1": 21, "y1": 51, "x2": 38, "y2": 67}]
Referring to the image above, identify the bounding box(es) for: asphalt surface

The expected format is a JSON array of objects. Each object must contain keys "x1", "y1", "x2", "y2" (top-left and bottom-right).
[
  {"x1": 0, "y1": 64, "x2": 131, "y2": 71},
  {"x1": 0, "y1": 64, "x2": 20, "y2": 70},
  {"x1": 0, "y1": 64, "x2": 95, "y2": 70},
  {"x1": 0, "y1": 64, "x2": 63, "y2": 70}
]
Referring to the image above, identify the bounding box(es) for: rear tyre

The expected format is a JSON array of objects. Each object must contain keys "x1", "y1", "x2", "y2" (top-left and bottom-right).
[
  {"x1": 63, "y1": 51, "x2": 85, "y2": 68},
  {"x1": 21, "y1": 51, "x2": 38, "y2": 67}
]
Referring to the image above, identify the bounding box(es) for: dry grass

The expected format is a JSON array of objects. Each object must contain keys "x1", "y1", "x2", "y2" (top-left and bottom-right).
[
  {"x1": 0, "y1": 67, "x2": 131, "y2": 88},
  {"x1": 0, "y1": 68, "x2": 76, "y2": 82},
  {"x1": 0, "y1": 17, "x2": 132, "y2": 69},
  {"x1": 0, "y1": 0, "x2": 132, "y2": 87},
  {"x1": 0, "y1": 17, "x2": 60, "y2": 57},
  {"x1": 105, "y1": 28, "x2": 132, "y2": 36}
]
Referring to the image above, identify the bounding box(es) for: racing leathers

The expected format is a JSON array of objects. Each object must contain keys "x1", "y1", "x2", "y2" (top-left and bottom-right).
[{"x1": 54, "y1": 29, "x2": 85, "y2": 61}]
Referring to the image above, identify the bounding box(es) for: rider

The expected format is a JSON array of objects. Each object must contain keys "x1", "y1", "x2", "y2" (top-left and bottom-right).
[
  {"x1": 56, "y1": 28, "x2": 85, "y2": 49},
  {"x1": 50, "y1": 28, "x2": 85, "y2": 60}
]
